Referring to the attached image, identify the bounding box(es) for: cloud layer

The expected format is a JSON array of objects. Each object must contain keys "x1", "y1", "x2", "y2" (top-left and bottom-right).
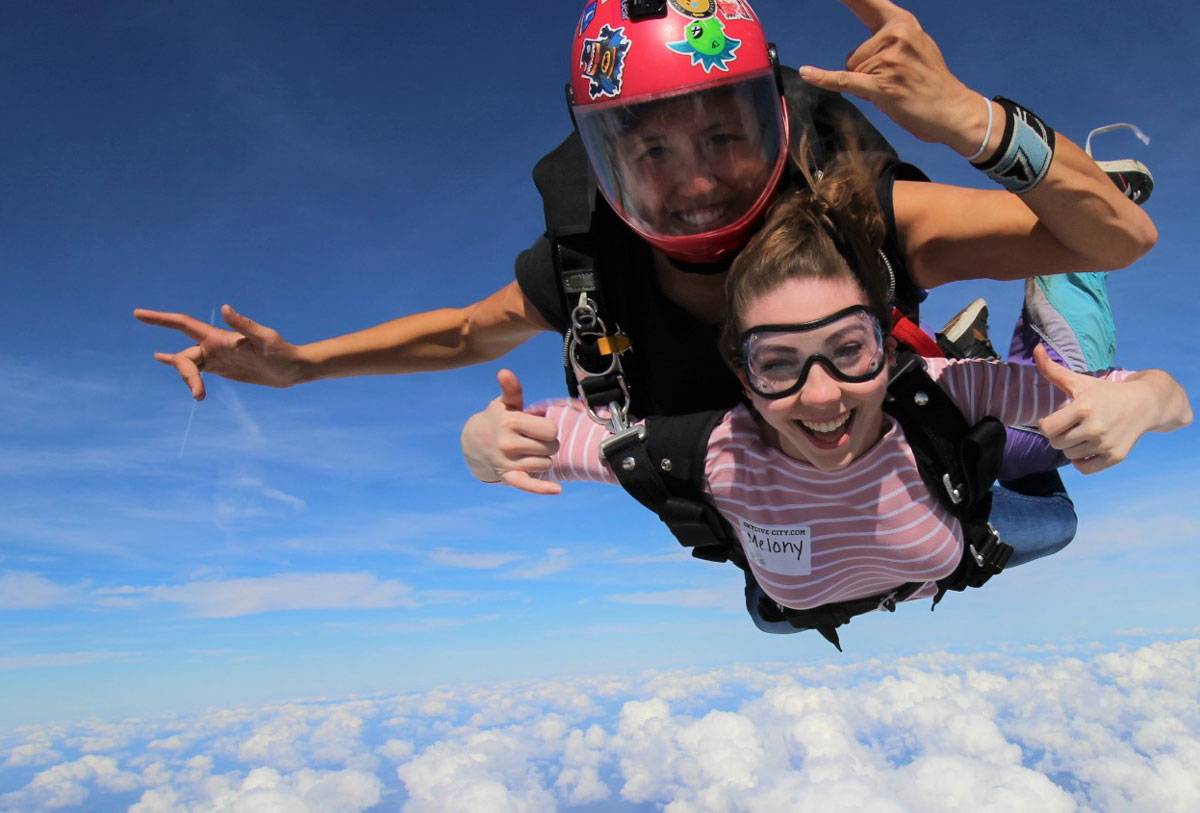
[{"x1": 2, "y1": 639, "x2": 1198, "y2": 811}]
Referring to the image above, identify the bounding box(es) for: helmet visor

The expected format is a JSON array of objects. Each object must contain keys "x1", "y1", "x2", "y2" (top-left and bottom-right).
[
  {"x1": 739, "y1": 306, "x2": 887, "y2": 399},
  {"x1": 575, "y1": 72, "x2": 785, "y2": 240}
]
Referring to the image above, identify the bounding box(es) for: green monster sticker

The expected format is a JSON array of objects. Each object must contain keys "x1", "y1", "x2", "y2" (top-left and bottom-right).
[{"x1": 666, "y1": 17, "x2": 741, "y2": 72}]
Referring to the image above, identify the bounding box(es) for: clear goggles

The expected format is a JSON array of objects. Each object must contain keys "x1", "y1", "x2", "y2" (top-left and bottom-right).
[{"x1": 738, "y1": 306, "x2": 887, "y2": 399}]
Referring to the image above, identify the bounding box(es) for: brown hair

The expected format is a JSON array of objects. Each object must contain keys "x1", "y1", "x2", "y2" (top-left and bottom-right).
[{"x1": 719, "y1": 145, "x2": 891, "y2": 366}]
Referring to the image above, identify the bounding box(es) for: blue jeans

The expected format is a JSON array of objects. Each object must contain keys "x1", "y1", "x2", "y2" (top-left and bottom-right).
[{"x1": 742, "y1": 470, "x2": 1077, "y2": 634}]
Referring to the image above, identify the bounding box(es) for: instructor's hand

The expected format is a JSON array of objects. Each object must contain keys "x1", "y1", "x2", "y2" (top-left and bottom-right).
[
  {"x1": 460, "y1": 369, "x2": 562, "y2": 495},
  {"x1": 134, "y1": 304, "x2": 303, "y2": 400},
  {"x1": 799, "y1": 0, "x2": 988, "y2": 156}
]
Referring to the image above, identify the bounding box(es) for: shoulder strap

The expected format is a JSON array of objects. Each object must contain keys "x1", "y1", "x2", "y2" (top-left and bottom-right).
[
  {"x1": 533, "y1": 134, "x2": 635, "y2": 413},
  {"x1": 883, "y1": 353, "x2": 1012, "y2": 599},
  {"x1": 601, "y1": 411, "x2": 743, "y2": 566},
  {"x1": 532, "y1": 131, "x2": 594, "y2": 232}
]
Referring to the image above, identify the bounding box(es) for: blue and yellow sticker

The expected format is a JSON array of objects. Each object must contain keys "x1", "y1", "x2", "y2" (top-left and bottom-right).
[
  {"x1": 668, "y1": 0, "x2": 715, "y2": 18},
  {"x1": 666, "y1": 17, "x2": 740, "y2": 72},
  {"x1": 580, "y1": 24, "x2": 632, "y2": 99},
  {"x1": 579, "y1": 1, "x2": 597, "y2": 34}
]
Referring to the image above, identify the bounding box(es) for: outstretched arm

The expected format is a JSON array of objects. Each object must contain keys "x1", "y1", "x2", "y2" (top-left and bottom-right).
[
  {"x1": 135, "y1": 281, "x2": 551, "y2": 400},
  {"x1": 801, "y1": 0, "x2": 1157, "y2": 286}
]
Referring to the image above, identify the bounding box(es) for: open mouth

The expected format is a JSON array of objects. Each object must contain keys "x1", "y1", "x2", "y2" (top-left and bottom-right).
[
  {"x1": 794, "y1": 410, "x2": 854, "y2": 450},
  {"x1": 671, "y1": 203, "x2": 730, "y2": 231}
]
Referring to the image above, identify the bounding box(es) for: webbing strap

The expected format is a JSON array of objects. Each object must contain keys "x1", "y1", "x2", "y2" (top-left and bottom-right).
[
  {"x1": 890, "y1": 308, "x2": 944, "y2": 358},
  {"x1": 602, "y1": 411, "x2": 741, "y2": 564},
  {"x1": 759, "y1": 581, "x2": 926, "y2": 651},
  {"x1": 885, "y1": 353, "x2": 1012, "y2": 600},
  {"x1": 551, "y1": 223, "x2": 634, "y2": 416}
]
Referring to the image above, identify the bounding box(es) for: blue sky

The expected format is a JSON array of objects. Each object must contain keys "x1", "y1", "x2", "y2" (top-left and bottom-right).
[{"x1": 1, "y1": 1, "x2": 1198, "y2": 808}]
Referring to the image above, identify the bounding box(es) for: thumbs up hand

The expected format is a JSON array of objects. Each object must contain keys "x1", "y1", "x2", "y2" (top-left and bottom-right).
[
  {"x1": 1034, "y1": 345, "x2": 1157, "y2": 475},
  {"x1": 460, "y1": 369, "x2": 563, "y2": 495}
]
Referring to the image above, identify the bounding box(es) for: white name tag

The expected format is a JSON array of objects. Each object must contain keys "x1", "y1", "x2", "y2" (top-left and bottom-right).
[{"x1": 738, "y1": 520, "x2": 812, "y2": 576}]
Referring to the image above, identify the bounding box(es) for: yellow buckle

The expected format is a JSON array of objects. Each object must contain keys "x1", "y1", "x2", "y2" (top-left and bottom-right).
[{"x1": 596, "y1": 333, "x2": 631, "y2": 356}]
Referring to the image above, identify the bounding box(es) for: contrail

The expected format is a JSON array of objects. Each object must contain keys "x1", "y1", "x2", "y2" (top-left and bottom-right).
[{"x1": 178, "y1": 305, "x2": 216, "y2": 458}]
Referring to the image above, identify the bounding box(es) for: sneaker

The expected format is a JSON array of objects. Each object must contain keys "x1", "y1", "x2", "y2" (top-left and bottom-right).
[
  {"x1": 937, "y1": 298, "x2": 1000, "y2": 360},
  {"x1": 1086, "y1": 123, "x2": 1154, "y2": 205}
]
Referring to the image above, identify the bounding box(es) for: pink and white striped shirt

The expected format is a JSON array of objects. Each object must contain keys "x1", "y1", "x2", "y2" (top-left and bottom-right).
[{"x1": 543, "y1": 358, "x2": 1129, "y2": 610}]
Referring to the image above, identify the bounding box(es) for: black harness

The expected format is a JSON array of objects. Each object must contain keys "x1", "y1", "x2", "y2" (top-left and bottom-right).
[
  {"x1": 598, "y1": 353, "x2": 1013, "y2": 651},
  {"x1": 533, "y1": 70, "x2": 999, "y2": 649}
]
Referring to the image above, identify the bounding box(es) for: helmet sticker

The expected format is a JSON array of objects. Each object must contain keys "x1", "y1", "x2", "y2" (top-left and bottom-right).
[
  {"x1": 580, "y1": 24, "x2": 632, "y2": 99},
  {"x1": 668, "y1": 0, "x2": 715, "y2": 18},
  {"x1": 716, "y1": 0, "x2": 754, "y2": 21},
  {"x1": 666, "y1": 17, "x2": 741, "y2": 72},
  {"x1": 579, "y1": 1, "x2": 597, "y2": 34}
]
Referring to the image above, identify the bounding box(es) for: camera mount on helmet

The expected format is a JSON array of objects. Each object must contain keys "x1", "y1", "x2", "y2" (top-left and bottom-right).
[{"x1": 627, "y1": 0, "x2": 668, "y2": 20}]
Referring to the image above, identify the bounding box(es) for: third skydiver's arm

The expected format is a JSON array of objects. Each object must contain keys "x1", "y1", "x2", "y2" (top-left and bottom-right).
[
  {"x1": 295, "y1": 282, "x2": 552, "y2": 381},
  {"x1": 139, "y1": 281, "x2": 555, "y2": 401}
]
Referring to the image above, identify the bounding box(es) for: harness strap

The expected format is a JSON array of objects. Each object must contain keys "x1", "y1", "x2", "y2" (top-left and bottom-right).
[
  {"x1": 758, "y1": 581, "x2": 926, "y2": 651},
  {"x1": 884, "y1": 353, "x2": 1012, "y2": 600},
  {"x1": 552, "y1": 226, "x2": 630, "y2": 414},
  {"x1": 602, "y1": 411, "x2": 742, "y2": 565},
  {"x1": 890, "y1": 308, "x2": 943, "y2": 358}
]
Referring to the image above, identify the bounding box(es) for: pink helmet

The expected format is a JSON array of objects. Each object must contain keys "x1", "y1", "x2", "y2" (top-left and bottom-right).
[{"x1": 569, "y1": 0, "x2": 790, "y2": 264}]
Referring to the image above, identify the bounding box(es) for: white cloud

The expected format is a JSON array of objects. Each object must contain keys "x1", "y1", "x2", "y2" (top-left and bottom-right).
[
  {"x1": 504, "y1": 547, "x2": 571, "y2": 580},
  {"x1": 147, "y1": 572, "x2": 417, "y2": 617},
  {"x1": 607, "y1": 586, "x2": 742, "y2": 610},
  {"x1": 148, "y1": 735, "x2": 189, "y2": 752},
  {"x1": 610, "y1": 552, "x2": 693, "y2": 566},
  {"x1": 213, "y1": 387, "x2": 265, "y2": 449},
  {"x1": 2, "y1": 754, "x2": 140, "y2": 810},
  {"x1": 0, "y1": 650, "x2": 133, "y2": 671},
  {"x1": 128, "y1": 766, "x2": 382, "y2": 813},
  {"x1": 377, "y1": 738, "x2": 414, "y2": 762},
  {"x1": 428, "y1": 547, "x2": 522, "y2": 570},
  {"x1": 555, "y1": 725, "x2": 610, "y2": 805},
  {"x1": 4, "y1": 738, "x2": 60, "y2": 767},
  {"x1": 5, "y1": 640, "x2": 1200, "y2": 812},
  {"x1": 395, "y1": 717, "x2": 568, "y2": 813},
  {"x1": 0, "y1": 571, "x2": 78, "y2": 609},
  {"x1": 232, "y1": 475, "x2": 306, "y2": 510}
]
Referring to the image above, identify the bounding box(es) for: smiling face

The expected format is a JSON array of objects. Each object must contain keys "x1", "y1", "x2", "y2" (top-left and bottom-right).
[
  {"x1": 738, "y1": 276, "x2": 891, "y2": 470},
  {"x1": 610, "y1": 90, "x2": 774, "y2": 237}
]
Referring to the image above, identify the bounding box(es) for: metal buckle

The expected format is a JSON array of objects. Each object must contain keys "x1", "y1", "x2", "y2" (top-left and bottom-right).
[
  {"x1": 568, "y1": 293, "x2": 633, "y2": 432},
  {"x1": 942, "y1": 473, "x2": 964, "y2": 505},
  {"x1": 877, "y1": 590, "x2": 900, "y2": 613},
  {"x1": 969, "y1": 523, "x2": 1003, "y2": 567},
  {"x1": 599, "y1": 424, "x2": 647, "y2": 458},
  {"x1": 586, "y1": 393, "x2": 632, "y2": 434},
  {"x1": 570, "y1": 292, "x2": 599, "y2": 334}
]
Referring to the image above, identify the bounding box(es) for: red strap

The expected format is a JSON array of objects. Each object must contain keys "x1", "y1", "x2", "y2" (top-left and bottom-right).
[{"x1": 890, "y1": 308, "x2": 944, "y2": 358}]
